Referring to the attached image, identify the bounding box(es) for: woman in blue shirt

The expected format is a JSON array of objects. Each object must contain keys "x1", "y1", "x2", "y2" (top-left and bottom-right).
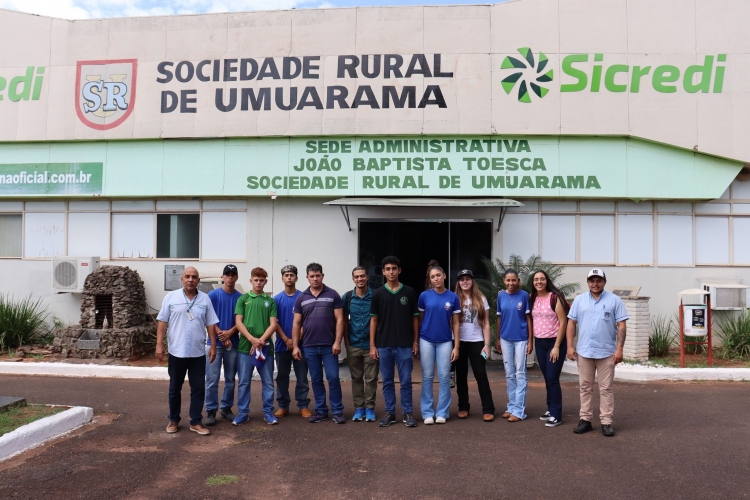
[
  {"x1": 494, "y1": 269, "x2": 533, "y2": 422},
  {"x1": 418, "y1": 266, "x2": 461, "y2": 424}
]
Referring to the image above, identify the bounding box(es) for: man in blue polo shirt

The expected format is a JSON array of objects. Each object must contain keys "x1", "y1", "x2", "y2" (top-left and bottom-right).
[
  {"x1": 205, "y1": 264, "x2": 242, "y2": 425},
  {"x1": 566, "y1": 268, "x2": 629, "y2": 437},
  {"x1": 292, "y1": 262, "x2": 346, "y2": 424},
  {"x1": 343, "y1": 266, "x2": 378, "y2": 422}
]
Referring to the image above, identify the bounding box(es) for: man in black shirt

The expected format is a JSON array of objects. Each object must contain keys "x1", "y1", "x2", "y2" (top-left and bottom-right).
[{"x1": 369, "y1": 256, "x2": 419, "y2": 428}]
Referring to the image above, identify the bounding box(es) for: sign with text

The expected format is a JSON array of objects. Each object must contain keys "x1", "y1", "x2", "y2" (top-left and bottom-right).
[{"x1": 0, "y1": 163, "x2": 103, "y2": 195}]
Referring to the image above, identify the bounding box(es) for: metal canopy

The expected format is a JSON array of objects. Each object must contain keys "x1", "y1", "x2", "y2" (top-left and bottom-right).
[{"x1": 324, "y1": 198, "x2": 523, "y2": 232}]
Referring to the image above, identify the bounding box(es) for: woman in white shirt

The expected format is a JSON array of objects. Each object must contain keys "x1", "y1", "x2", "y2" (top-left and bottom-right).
[{"x1": 453, "y1": 269, "x2": 495, "y2": 422}]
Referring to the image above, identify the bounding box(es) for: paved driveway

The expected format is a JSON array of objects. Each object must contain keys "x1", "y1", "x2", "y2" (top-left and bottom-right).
[{"x1": 0, "y1": 373, "x2": 747, "y2": 499}]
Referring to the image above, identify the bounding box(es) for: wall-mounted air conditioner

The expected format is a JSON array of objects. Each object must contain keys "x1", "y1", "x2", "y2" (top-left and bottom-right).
[
  {"x1": 52, "y1": 257, "x2": 100, "y2": 293},
  {"x1": 700, "y1": 282, "x2": 750, "y2": 311}
]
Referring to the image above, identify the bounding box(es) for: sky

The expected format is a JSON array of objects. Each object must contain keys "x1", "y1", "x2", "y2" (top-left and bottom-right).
[{"x1": 0, "y1": 0, "x2": 507, "y2": 20}]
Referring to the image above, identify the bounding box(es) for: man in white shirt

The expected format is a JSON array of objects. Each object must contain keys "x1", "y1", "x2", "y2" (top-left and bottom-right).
[{"x1": 156, "y1": 267, "x2": 219, "y2": 435}]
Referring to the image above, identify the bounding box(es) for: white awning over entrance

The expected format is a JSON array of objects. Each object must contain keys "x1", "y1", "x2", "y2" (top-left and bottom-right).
[{"x1": 324, "y1": 198, "x2": 523, "y2": 231}]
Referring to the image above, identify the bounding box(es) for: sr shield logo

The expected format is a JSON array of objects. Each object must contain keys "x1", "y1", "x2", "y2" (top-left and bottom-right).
[
  {"x1": 500, "y1": 48, "x2": 553, "y2": 103},
  {"x1": 75, "y1": 59, "x2": 137, "y2": 130}
]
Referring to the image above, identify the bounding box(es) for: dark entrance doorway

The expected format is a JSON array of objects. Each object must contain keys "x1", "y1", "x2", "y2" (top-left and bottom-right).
[{"x1": 358, "y1": 220, "x2": 492, "y2": 293}]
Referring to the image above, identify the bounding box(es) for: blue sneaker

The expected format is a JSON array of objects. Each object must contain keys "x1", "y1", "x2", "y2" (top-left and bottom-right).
[
  {"x1": 352, "y1": 408, "x2": 366, "y2": 421},
  {"x1": 309, "y1": 412, "x2": 329, "y2": 423},
  {"x1": 263, "y1": 413, "x2": 279, "y2": 425},
  {"x1": 232, "y1": 413, "x2": 249, "y2": 426},
  {"x1": 365, "y1": 408, "x2": 376, "y2": 422}
]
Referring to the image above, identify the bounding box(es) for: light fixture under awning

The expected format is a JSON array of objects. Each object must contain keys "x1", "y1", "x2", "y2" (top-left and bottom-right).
[{"x1": 324, "y1": 198, "x2": 523, "y2": 232}]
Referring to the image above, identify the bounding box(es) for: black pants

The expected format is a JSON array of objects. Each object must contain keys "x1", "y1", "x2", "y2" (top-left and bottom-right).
[
  {"x1": 168, "y1": 354, "x2": 206, "y2": 425},
  {"x1": 456, "y1": 341, "x2": 495, "y2": 414},
  {"x1": 535, "y1": 337, "x2": 567, "y2": 421}
]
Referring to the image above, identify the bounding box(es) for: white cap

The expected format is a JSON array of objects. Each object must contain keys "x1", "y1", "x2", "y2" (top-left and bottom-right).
[{"x1": 587, "y1": 268, "x2": 606, "y2": 280}]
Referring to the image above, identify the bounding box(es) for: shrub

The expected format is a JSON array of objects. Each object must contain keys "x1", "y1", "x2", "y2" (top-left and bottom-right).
[
  {"x1": 649, "y1": 314, "x2": 676, "y2": 357},
  {"x1": 716, "y1": 311, "x2": 750, "y2": 359},
  {"x1": 0, "y1": 294, "x2": 50, "y2": 351}
]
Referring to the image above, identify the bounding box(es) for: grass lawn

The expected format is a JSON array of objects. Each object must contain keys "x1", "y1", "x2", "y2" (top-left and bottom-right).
[
  {"x1": 645, "y1": 352, "x2": 750, "y2": 368},
  {"x1": 0, "y1": 405, "x2": 66, "y2": 437}
]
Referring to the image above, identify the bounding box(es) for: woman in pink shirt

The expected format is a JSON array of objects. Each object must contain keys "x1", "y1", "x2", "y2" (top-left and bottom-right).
[{"x1": 529, "y1": 270, "x2": 569, "y2": 428}]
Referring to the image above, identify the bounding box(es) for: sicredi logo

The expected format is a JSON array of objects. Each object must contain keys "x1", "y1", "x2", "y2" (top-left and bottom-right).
[
  {"x1": 501, "y1": 50, "x2": 727, "y2": 102},
  {"x1": 75, "y1": 59, "x2": 138, "y2": 130},
  {"x1": 0, "y1": 67, "x2": 45, "y2": 102},
  {"x1": 500, "y1": 48, "x2": 554, "y2": 103}
]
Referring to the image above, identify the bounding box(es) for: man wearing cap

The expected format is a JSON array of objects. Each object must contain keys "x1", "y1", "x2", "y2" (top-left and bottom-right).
[
  {"x1": 273, "y1": 265, "x2": 312, "y2": 419},
  {"x1": 205, "y1": 265, "x2": 242, "y2": 425},
  {"x1": 156, "y1": 266, "x2": 219, "y2": 435},
  {"x1": 566, "y1": 268, "x2": 629, "y2": 437}
]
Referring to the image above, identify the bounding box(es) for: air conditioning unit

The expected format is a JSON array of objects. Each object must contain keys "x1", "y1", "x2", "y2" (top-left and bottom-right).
[
  {"x1": 700, "y1": 282, "x2": 750, "y2": 311},
  {"x1": 52, "y1": 257, "x2": 100, "y2": 293}
]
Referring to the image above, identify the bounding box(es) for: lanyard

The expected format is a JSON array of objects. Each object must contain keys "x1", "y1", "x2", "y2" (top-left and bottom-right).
[{"x1": 183, "y1": 291, "x2": 198, "y2": 314}]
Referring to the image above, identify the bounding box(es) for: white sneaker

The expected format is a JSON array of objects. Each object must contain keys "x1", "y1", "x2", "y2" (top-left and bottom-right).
[
  {"x1": 424, "y1": 417, "x2": 435, "y2": 425},
  {"x1": 436, "y1": 417, "x2": 447, "y2": 424}
]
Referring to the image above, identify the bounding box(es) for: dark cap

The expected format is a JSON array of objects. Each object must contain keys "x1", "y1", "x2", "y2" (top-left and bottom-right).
[
  {"x1": 281, "y1": 264, "x2": 298, "y2": 276},
  {"x1": 457, "y1": 269, "x2": 474, "y2": 279},
  {"x1": 222, "y1": 264, "x2": 238, "y2": 276}
]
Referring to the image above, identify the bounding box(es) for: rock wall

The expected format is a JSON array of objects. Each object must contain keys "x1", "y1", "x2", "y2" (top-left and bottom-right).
[
  {"x1": 79, "y1": 266, "x2": 150, "y2": 329},
  {"x1": 53, "y1": 326, "x2": 155, "y2": 361}
]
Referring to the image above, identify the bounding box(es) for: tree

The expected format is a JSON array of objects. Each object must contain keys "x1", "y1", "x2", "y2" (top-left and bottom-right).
[{"x1": 476, "y1": 254, "x2": 581, "y2": 320}]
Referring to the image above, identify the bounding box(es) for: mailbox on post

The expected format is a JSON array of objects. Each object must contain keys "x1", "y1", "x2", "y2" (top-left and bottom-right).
[{"x1": 678, "y1": 289, "x2": 712, "y2": 367}]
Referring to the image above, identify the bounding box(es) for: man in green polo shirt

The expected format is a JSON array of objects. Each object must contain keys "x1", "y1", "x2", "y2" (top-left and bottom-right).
[{"x1": 233, "y1": 267, "x2": 278, "y2": 426}]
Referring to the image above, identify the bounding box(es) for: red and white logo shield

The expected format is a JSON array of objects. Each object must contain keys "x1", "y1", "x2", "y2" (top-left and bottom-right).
[{"x1": 75, "y1": 59, "x2": 137, "y2": 130}]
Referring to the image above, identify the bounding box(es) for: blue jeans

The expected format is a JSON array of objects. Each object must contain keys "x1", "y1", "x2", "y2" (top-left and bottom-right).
[
  {"x1": 378, "y1": 346, "x2": 413, "y2": 414},
  {"x1": 204, "y1": 344, "x2": 238, "y2": 412},
  {"x1": 419, "y1": 339, "x2": 453, "y2": 419},
  {"x1": 275, "y1": 350, "x2": 310, "y2": 410},
  {"x1": 237, "y1": 351, "x2": 275, "y2": 416},
  {"x1": 303, "y1": 345, "x2": 343, "y2": 416},
  {"x1": 535, "y1": 337, "x2": 567, "y2": 421},
  {"x1": 500, "y1": 338, "x2": 528, "y2": 419}
]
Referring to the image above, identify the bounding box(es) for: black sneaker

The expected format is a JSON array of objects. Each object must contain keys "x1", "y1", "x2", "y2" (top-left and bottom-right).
[
  {"x1": 378, "y1": 413, "x2": 397, "y2": 427},
  {"x1": 601, "y1": 424, "x2": 615, "y2": 437},
  {"x1": 573, "y1": 419, "x2": 593, "y2": 434},
  {"x1": 540, "y1": 411, "x2": 552, "y2": 421},
  {"x1": 545, "y1": 417, "x2": 562, "y2": 427},
  {"x1": 205, "y1": 410, "x2": 217, "y2": 426},
  {"x1": 403, "y1": 412, "x2": 417, "y2": 428},
  {"x1": 220, "y1": 408, "x2": 235, "y2": 421},
  {"x1": 309, "y1": 412, "x2": 329, "y2": 423}
]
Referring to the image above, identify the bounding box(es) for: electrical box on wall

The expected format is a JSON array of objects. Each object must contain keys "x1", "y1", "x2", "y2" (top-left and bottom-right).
[
  {"x1": 699, "y1": 282, "x2": 750, "y2": 310},
  {"x1": 52, "y1": 257, "x2": 100, "y2": 293}
]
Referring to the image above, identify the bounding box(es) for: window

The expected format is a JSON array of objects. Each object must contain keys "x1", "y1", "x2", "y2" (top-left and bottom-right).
[
  {"x1": 0, "y1": 214, "x2": 22, "y2": 257},
  {"x1": 502, "y1": 213, "x2": 538, "y2": 261},
  {"x1": 580, "y1": 215, "x2": 614, "y2": 264},
  {"x1": 24, "y1": 212, "x2": 65, "y2": 258},
  {"x1": 696, "y1": 217, "x2": 729, "y2": 264},
  {"x1": 156, "y1": 214, "x2": 200, "y2": 259},
  {"x1": 657, "y1": 215, "x2": 692, "y2": 265},
  {"x1": 68, "y1": 212, "x2": 110, "y2": 258},
  {"x1": 541, "y1": 215, "x2": 575, "y2": 263},
  {"x1": 112, "y1": 213, "x2": 154, "y2": 258},
  {"x1": 617, "y1": 214, "x2": 653, "y2": 265}
]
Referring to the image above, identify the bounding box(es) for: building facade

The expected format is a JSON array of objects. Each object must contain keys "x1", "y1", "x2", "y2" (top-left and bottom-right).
[{"x1": 1, "y1": 0, "x2": 749, "y2": 324}]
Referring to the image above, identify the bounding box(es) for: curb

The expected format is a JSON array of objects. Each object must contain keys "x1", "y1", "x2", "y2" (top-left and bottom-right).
[
  {"x1": 561, "y1": 360, "x2": 750, "y2": 382},
  {"x1": 0, "y1": 362, "x2": 170, "y2": 380},
  {"x1": 0, "y1": 406, "x2": 94, "y2": 462}
]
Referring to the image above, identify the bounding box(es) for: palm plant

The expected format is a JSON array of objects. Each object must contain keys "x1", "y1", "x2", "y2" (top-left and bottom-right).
[{"x1": 477, "y1": 254, "x2": 580, "y2": 349}]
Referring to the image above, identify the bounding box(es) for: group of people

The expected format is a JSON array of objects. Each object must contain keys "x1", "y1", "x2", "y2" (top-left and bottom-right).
[{"x1": 155, "y1": 258, "x2": 628, "y2": 438}]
